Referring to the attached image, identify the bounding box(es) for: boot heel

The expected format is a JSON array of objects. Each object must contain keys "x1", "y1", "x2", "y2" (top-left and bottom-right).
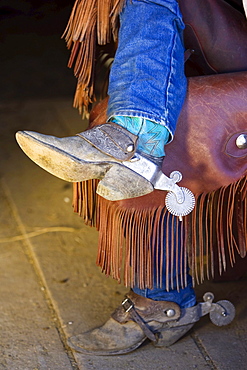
[
  {"x1": 96, "y1": 164, "x2": 153, "y2": 201},
  {"x1": 154, "y1": 323, "x2": 194, "y2": 348}
]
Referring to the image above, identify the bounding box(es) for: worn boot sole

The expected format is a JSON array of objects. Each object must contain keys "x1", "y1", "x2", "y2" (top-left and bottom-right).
[
  {"x1": 68, "y1": 338, "x2": 147, "y2": 356},
  {"x1": 68, "y1": 323, "x2": 194, "y2": 356},
  {"x1": 68, "y1": 333, "x2": 147, "y2": 356},
  {"x1": 67, "y1": 318, "x2": 148, "y2": 356},
  {"x1": 16, "y1": 131, "x2": 153, "y2": 200},
  {"x1": 67, "y1": 320, "x2": 194, "y2": 356}
]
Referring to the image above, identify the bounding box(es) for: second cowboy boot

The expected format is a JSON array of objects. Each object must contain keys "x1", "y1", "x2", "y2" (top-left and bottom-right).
[
  {"x1": 68, "y1": 291, "x2": 185, "y2": 356},
  {"x1": 68, "y1": 290, "x2": 235, "y2": 356}
]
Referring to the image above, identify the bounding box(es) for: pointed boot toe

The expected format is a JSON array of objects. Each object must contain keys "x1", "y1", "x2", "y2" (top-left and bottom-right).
[
  {"x1": 68, "y1": 318, "x2": 147, "y2": 356},
  {"x1": 15, "y1": 123, "x2": 137, "y2": 183},
  {"x1": 16, "y1": 130, "x2": 116, "y2": 182}
]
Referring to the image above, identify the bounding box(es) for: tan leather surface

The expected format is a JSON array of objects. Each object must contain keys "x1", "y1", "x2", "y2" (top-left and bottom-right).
[
  {"x1": 89, "y1": 72, "x2": 247, "y2": 197},
  {"x1": 178, "y1": 0, "x2": 247, "y2": 74},
  {"x1": 163, "y1": 72, "x2": 247, "y2": 194}
]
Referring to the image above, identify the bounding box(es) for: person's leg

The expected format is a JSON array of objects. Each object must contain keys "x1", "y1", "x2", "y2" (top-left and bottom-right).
[
  {"x1": 107, "y1": 0, "x2": 186, "y2": 157},
  {"x1": 15, "y1": 0, "x2": 186, "y2": 201},
  {"x1": 15, "y1": 1, "x2": 235, "y2": 355}
]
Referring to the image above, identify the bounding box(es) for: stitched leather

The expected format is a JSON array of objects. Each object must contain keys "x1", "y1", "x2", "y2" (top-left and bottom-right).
[
  {"x1": 111, "y1": 291, "x2": 180, "y2": 341},
  {"x1": 77, "y1": 123, "x2": 137, "y2": 161}
]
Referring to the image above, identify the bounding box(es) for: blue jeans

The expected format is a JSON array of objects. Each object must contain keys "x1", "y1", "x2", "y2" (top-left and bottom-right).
[
  {"x1": 133, "y1": 279, "x2": 196, "y2": 309},
  {"x1": 107, "y1": 0, "x2": 187, "y2": 141},
  {"x1": 107, "y1": 0, "x2": 195, "y2": 307}
]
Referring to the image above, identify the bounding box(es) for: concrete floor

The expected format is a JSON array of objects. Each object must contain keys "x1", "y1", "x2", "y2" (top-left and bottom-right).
[{"x1": 0, "y1": 2, "x2": 246, "y2": 369}]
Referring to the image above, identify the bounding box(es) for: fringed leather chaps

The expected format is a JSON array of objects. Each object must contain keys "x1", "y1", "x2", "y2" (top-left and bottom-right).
[
  {"x1": 62, "y1": 0, "x2": 125, "y2": 116},
  {"x1": 65, "y1": 1, "x2": 247, "y2": 289},
  {"x1": 73, "y1": 72, "x2": 247, "y2": 290}
]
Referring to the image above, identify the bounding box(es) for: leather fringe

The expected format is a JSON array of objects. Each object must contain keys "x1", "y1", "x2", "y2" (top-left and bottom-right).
[
  {"x1": 62, "y1": 0, "x2": 125, "y2": 117},
  {"x1": 73, "y1": 175, "x2": 247, "y2": 290}
]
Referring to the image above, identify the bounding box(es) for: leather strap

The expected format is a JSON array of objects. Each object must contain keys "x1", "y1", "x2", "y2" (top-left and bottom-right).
[
  {"x1": 111, "y1": 291, "x2": 181, "y2": 342},
  {"x1": 121, "y1": 298, "x2": 157, "y2": 342}
]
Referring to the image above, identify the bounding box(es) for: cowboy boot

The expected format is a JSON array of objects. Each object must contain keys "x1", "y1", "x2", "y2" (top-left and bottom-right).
[
  {"x1": 15, "y1": 117, "x2": 170, "y2": 201},
  {"x1": 68, "y1": 291, "x2": 183, "y2": 356},
  {"x1": 67, "y1": 290, "x2": 235, "y2": 356}
]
